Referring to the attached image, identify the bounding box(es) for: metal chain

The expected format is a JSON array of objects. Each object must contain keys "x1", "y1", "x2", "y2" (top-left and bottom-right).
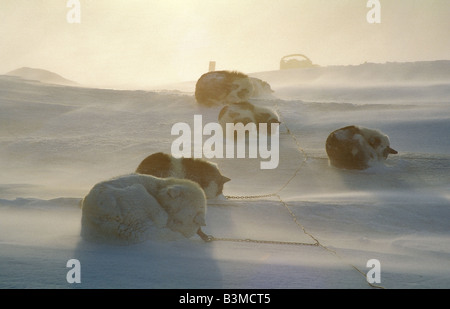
[
  {"x1": 224, "y1": 193, "x2": 277, "y2": 200},
  {"x1": 224, "y1": 106, "x2": 308, "y2": 201},
  {"x1": 201, "y1": 104, "x2": 385, "y2": 288},
  {"x1": 206, "y1": 109, "x2": 316, "y2": 246},
  {"x1": 210, "y1": 237, "x2": 318, "y2": 247},
  {"x1": 197, "y1": 226, "x2": 318, "y2": 246}
]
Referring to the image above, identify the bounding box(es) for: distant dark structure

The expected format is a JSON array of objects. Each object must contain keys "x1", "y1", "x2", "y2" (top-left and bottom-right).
[{"x1": 280, "y1": 54, "x2": 317, "y2": 70}]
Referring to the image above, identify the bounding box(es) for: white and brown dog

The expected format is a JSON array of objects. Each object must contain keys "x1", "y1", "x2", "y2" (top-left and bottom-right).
[
  {"x1": 136, "y1": 152, "x2": 230, "y2": 199},
  {"x1": 218, "y1": 101, "x2": 280, "y2": 136},
  {"x1": 80, "y1": 174, "x2": 207, "y2": 244},
  {"x1": 195, "y1": 71, "x2": 273, "y2": 106},
  {"x1": 326, "y1": 125, "x2": 398, "y2": 170}
]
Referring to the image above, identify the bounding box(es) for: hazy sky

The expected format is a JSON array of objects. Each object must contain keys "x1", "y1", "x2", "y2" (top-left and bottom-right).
[{"x1": 1, "y1": 0, "x2": 449, "y2": 88}]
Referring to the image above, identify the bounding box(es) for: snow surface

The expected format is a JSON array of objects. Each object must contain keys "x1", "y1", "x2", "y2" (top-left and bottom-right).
[{"x1": 1, "y1": 61, "x2": 450, "y2": 289}]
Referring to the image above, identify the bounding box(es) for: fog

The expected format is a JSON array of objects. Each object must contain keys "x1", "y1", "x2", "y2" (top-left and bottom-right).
[
  {"x1": 1, "y1": 0, "x2": 450, "y2": 290},
  {"x1": 1, "y1": 0, "x2": 449, "y2": 88},
  {"x1": 1, "y1": 60, "x2": 450, "y2": 288}
]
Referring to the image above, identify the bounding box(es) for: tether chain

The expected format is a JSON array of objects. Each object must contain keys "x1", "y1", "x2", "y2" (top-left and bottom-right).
[
  {"x1": 199, "y1": 194, "x2": 319, "y2": 247},
  {"x1": 201, "y1": 112, "x2": 315, "y2": 246},
  {"x1": 200, "y1": 104, "x2": 385, "y2": 289},
  {"x1": 224, "y1": 111, "x2": 307, "y2": 201},
  {"x1": 223, "y1": 193, "x2": 277, "y2": 200},
  {"x1": 198, "y1": 228, "x2": 318, "y2": 247}
]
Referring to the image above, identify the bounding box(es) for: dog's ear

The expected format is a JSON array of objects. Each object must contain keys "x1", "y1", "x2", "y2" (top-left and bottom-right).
[
  {"x1": 167, "y1": 185, "x2": 183, "y2": 199},
  {"x1": 221, "y1": 176, "x2": 231, "y2": 184},
  {"x1": 387, "y1": 146, "x2": 398, "y2": 154}
]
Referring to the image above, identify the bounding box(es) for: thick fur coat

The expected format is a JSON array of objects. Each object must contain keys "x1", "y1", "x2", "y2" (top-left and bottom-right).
[
  {"x1": 326, "y1": 125, "x2": 398, "y2": 170},
  {"x1": 80, "y1": 174, "x2": 207, "y2": 244},
  {"x1": 218, "y1": 101, "x2": 280, "y2": 136},
  {"x1": 195, "y1": 71, "x2": 272, "y2": 106},
  {"x1": 135, "y1": 152, "x2": 230, "y2": 199}
]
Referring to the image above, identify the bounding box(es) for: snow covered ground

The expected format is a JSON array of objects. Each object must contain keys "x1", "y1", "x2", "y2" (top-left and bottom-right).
[{"x1": 1, "y1": 61, "x2": 449, "y2": 289}]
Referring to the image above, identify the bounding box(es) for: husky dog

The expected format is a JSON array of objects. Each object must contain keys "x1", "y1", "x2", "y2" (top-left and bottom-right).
[
  {"x1": 135, "y1": 152, "x2": 230, "y2": 199},
  {"x1": 249, "y1": 77, "x2": 274, "y2": 97},
  {"x1": 218, "y1": 101, "x2": 280, "y2": 136},
  {"x1": 326, "y1": 125, "x2": 398, "y2": 170},
  {"x1": 195, "y1": 70, "x2": 254, "y2": 106},
  {"x1": 80, "y1": 174, "x2": 207, "y2": 244}
]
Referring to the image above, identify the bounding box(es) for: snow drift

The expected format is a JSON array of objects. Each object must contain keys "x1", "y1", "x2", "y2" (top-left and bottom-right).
[{"x1": 0, "y1": 61, "x2": 449, "y2": 289}]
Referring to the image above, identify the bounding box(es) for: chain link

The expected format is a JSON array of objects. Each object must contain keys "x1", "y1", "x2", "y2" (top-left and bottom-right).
[
  {"x1": 213, "y1": 237, "x2": 318, "y2": 247},
  {"x1": 224, "y1": 193, "x2": 277, "y2": 200},
  {"x1": 203, "y1": 109, "x2": 315, "y2": 246},
  {"x1": 200, "y1": 105, "x2": 385, "y2": 288},
  {"x1": 197, "y1": 227, "x2": 318, "y2": 246}
]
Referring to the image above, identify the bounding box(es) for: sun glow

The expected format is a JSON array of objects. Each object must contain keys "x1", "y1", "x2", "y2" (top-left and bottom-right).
[{"x1": 1, "y1": 0, "x2": 449, "y2": 87}]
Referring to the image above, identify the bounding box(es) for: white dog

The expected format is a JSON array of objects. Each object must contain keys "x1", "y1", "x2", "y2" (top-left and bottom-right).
[{"x1": 80, "y1": 174, "x2": 207, "y2": 244}]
